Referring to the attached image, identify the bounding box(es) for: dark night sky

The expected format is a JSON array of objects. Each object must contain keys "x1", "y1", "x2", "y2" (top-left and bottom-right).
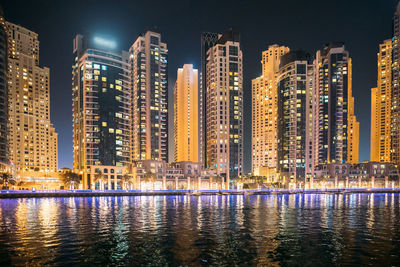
[{"x1": 0, "y1": 0, "x2": 397, "y2": 172}]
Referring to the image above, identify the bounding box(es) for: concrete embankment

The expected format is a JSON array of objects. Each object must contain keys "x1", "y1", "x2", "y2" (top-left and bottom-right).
[{"x1": 1, "y1": 189, "x2": 400, "y2": 199}]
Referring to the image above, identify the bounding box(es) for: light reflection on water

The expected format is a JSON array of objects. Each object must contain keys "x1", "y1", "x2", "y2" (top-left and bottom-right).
[{"x1": 0, "y1": 194, "x2": 400, "y2": 266}]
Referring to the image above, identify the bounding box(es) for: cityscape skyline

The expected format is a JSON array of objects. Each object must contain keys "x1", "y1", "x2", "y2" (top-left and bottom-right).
[{"x1": 0, "y1": 0, "x2": 396, "y2": 172}]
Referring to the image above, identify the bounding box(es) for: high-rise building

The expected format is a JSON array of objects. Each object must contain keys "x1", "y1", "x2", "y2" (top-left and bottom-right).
[
  {"x1": 371, "y1": 40, "x2": 392, "y2": 162},
  {"x1": 72, "y1": 34, "x2": 130, "y2": 188},
  {"x1": 205, "y1": 30, "x2": 243, "y2": 184},
  {"x1": 200, "y1": 32, "x2": 219, "y2": 167},
  {"x1": 313, "y1": 43, "x2": 359, "y2": 165},
  {"x1": 0, "y1": 8, "x2": 8, "y2": 166},
  {"x1": 174, "y1": 64, "x2": 198, "y2": 162},
  {"x1": 392, "y1": 3, "x2": 400, "y2": 166},
  {"x1": 252, "y1": 45, "x2": 289, "y2": 175},
  {"x1": 129, "y1": 30, "x2": 168, "y2": 162},
  {"x1": 7, "y1": 22, "x2": 58, "y2": 171},
  {"x1": 277, "y1": 51, "x2": 314, "y2": 185}
]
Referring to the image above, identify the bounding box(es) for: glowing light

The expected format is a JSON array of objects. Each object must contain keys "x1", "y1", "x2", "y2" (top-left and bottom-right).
[{"x1": 93, "y1": 37, "x2": 116, "y2": 49}]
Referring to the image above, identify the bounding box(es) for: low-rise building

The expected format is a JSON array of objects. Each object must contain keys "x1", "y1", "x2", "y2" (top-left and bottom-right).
[
  {"x1": 86, "y1": 165, "x2": 130, "y2": 190},
  {"x1": 133, "y1": 160, "x2": 221, "y2": 190},
  {"x1": 313, "y1": 162, "x2": 399, "y2": 188},
  {"x1": 17, "y1": 170, "x2": 63, "y2": 190}
]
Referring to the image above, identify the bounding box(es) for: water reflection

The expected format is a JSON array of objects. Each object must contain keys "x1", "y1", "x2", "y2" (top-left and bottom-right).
[{"x1": 0, "y1": 194, "x2": 400, "y2": 265}]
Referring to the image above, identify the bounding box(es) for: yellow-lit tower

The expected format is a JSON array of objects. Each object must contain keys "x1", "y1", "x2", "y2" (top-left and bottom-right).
[
  {"x1": 7, "y1": 22, "x2": 58, "y2": 172},
  {"x1": 252, "y1": 44, "x2": 289, "y2": 175},
  {"x1": 371, "y1": 39, "x2": 392, "y2": 162},
  {"x1": 174, "y1": 64, "x2": 199, "y2": 162},
  {"x1": 347, "y1": 58, "x2": 359, "y2": 164},
  {"x1": 205, "y1": 30, "x2": 243, "y2": 185}
]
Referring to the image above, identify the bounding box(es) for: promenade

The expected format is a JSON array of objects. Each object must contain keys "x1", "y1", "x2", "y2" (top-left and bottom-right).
[{"x1": 1, "y1": 188, "x2": 400, "y2": 198}]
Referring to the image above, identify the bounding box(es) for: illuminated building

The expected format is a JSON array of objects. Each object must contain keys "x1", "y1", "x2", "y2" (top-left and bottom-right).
[
  {"x1": 371, "y1": 40, "x2": 392, "y2": 162},
  {"x1": 174, "y1": 64, "x2": 198, "y2": 162},
  {"x1": 314, "y1": 162, "x2": 399, "y2": 188},
  {"x1": 277, "y1": 51, "x2": 314, "y2": 186},
  {"x1": 129, "y1": 30, "x2": 168, "y2": 162},
  {"x1": 313, "y1": 43, "x2": 359, "y2": 165},
  {"x1": 0, "y1": 8, "x2": 8, "y2": 166},
  {"x1": 72, "y1": 34, "x2": 130, "y2": 189},
  {"x1": 7, "y1": 22, "x2": 58, "y2": 172},
  {"x1": 133, "y1": 160, "x2": 220, "y2": 190},
  {"x1": 205, "y1": 30, "x2": 243, "y2": 185},
  {"x1": 392, "y1": 3, "x2": 400, "y2": 166},
  {"x1": 252, "y1": 44, "x2": 289, "y2": 176},
  {"x1": 200, "y1": 32, "x2": 220, "y2": 167}
]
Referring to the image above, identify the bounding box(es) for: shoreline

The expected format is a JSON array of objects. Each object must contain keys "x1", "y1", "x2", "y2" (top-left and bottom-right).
[{"x1": 1, "y1": 188, "x2": 400, "y2": 198}]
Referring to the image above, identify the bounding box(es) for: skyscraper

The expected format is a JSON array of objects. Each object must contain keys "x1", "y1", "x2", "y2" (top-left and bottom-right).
[
  {"x1": 72, "y1": 34, "x2": 130, "y2": 188},
  {"x1": 277, "y1": 51, "x2": 314, "y2": 185},
  {"x1": 0, "y1": 8, "x2": 8, "y2": 166},
  {"x1": 174, "y1": 64, "x2": 198, "y2": 162},
  {"x1": 313, "y1": 43, "x2": 359, "y2": 165},
  {"x1": 7, "y1": 22, "x2": 58, "y2": 172},
  {"x1": 371, "y1": 40, "x2": 392, "y2": 162},
  {"x1": 129, "y1": 30, "x2": 168, "y2": 162},
  {"x1": 205, "y1": 30, "x2": 243, "y2": 184},
  {"x1": 200, "y1": 32, "x2": 219, "y2": 167},
  {"x1": 252, "y1": 45, "x2": 289, "y2": 175},
  {"x1": 392, "y1": 3, "x2": 400, "y2": 166}
]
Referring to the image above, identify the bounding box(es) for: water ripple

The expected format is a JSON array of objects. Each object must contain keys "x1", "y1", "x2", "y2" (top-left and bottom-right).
[{"x1": 0, "y1": 194, "x2": 400, "y2": 266}]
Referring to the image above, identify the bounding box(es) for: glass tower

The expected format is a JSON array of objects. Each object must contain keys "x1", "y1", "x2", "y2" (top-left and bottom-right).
[
  {"x1": 72, "y1": 34, "x2": 130, "y2": 188},
  {"x1": 129, "y1": 30, "x2": 168, "y2": 162},
  {"x1": 277, "y1": 51, "x2": 314, "y2": 186},
  {"x1": 314, "y1": 43, "x2": 359, "y2": 165}
]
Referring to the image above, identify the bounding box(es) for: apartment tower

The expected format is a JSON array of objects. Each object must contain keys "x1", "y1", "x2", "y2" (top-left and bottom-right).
[
  {"x1": 277, "y1": 51, "x2": 314, "y2": 185},
  {"x1": 0, "y1": 8, "x2": 8, "y2": 165},
  {"x1": 392, "y1": 3, "x2": 400, "y2": 166},
  {"x1": 129, "y1": 30, "x2": 168, "y2": 162},
  {"x1": 313, "y1": 43, "x2": 359, "y2": 165},
  {"x1": 174, "y1": 64, "x2": 199, "y2": 162},
  {"x1": 371, "y1": 40, "x2": 392, "y2": 162},
  {"x1": 205, "y1": 30, "x2": 243, "y2": 185},
  {"x1": 7, "y1": 22, "x2": 58, "y2": 171},
  {"x1": 72, "y1": 34, "x2": 130, "y2": 188},
  {"x1": 200, "y1": 32, "x2": 220, "y2": 167},
  {"x1": 252, "y1": 44, "x2": 289, "y2": 176}
]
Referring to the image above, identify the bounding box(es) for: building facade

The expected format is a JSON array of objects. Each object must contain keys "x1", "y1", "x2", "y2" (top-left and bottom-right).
[
  {"x1": 205, "y1": 30, "x2": 243, "y2": 184},
  {"x1": 313, "y1": 43, "x2": 359, "y2": 166},
  {"x1": 314, "y1": 162, "x2": 399, "y2": 188},
  {"x1": 7, "y1": 22, "x2": 58, "y2": 172},
  {"x1": 200, "y1": 32, "x2": 220, "y2": 167},
  {"x1": 371, "y1": 39, "x2": 392, "y2": 162},
  {"x1": 129, "y1": 30, "x2": 168, "y2": 162},
  {"x1": 174, "y1": 64, "x2": 198, "y2": 162},
  {"x1": 72, "y1": 34, "x2": 130, "y2": 189},
  {"x1": 0, "y1": 8, "x2": 8, "y2": 166},
  {"x1": 277, "y1": 51, "x2": 314, "y2": 186},
  {"x1": 392, "y1": 3, "x2": 400, "y2": 167},
  {"x1": 252, "y1": 44, "x2": 289, "y2": 175},
  {"x1": 134, "y1": 160, "x2": 220, "y2": 190}
]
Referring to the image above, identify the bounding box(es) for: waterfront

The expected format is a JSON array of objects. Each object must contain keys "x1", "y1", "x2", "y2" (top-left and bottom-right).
[{"x1": 0, "y1": 194, "x2": 400, "y2": 266}]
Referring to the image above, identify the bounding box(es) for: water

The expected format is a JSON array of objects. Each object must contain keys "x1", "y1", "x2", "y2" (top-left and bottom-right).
[{"x1": 0, "y1": 194, "x2": 399, "y2": 266}]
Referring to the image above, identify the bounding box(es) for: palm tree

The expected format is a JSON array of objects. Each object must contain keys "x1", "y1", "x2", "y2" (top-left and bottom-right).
[
  {"x1": 60, "y1": 171, "x2": 80, "y2": 190},
  {"x1": 93, "y1": 170, "x2": 103, "y2": 190},
  {"x1": 143, "y1": 171, "x2": 157, "y2": 190},
  {"x1": 121, "y1": 173, "x2": 131, "y2": 190},
  {"x1": 214, "y1": 175, "x2": 224, "y2": 189},
  {"x1": 1, "y1": 172, "x2": 16, "y2": 189}
]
